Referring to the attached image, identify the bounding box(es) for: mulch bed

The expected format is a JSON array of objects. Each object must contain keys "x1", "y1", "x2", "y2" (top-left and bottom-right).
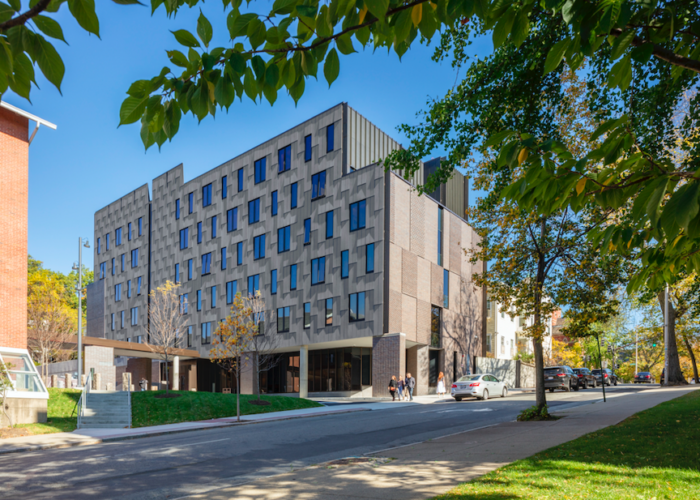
[{"x1": 0, "y1": 427, "x2": 32, "y2": 439}]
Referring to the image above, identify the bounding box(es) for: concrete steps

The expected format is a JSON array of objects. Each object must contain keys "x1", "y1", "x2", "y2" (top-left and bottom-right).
[{"x1": 80, "y1": 391, "x2": 131, "y2": 429}]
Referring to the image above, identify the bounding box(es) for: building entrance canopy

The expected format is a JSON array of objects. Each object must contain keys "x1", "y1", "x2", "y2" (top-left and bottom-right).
[{"x1": 0, "y1": 347, "x2": 48, "y2": 399}]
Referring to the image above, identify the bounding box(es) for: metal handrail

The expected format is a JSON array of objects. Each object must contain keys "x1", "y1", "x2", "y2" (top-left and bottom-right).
[
  {"x1": 76, "y1": 370, "x2": 93, "y2": 430},
  {"x1": 126, "y1": 373, "x2": 132, "y2": 429}
]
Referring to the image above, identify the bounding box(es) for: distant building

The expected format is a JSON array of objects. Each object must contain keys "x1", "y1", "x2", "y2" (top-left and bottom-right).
[{"x1": 485, "y1": 295, "x2": 554, "y2": 360}]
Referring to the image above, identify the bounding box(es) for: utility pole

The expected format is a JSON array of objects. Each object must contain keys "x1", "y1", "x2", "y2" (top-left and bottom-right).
[
  {"x1": 664, "y1": 283, "x2": 669, "y2": 387},
  {"x1": 596, "y1": 333, "x2": 606, "y2": 403},
  {"x1": 635, "y1": 329, "x2": 638, "y2": 377},
  {"x1": 73, "y1": 238, "x2": 90, "y2": 385}
]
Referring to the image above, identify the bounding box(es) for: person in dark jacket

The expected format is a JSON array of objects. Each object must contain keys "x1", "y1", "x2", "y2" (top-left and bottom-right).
[
  {"x1": 406, "y1": 373, "x2": 416, "y2": 401},
  {"x1": 397, "y1": 377, "x2": 406, "y2": 401},
  {"x1": 388, "y1": 376, "x2": 397, "y2": 401}
]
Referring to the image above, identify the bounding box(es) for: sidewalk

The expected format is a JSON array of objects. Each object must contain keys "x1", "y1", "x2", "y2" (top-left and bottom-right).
[{"x1": 181, "y1": 386, "x2": 698, "y2": 500}]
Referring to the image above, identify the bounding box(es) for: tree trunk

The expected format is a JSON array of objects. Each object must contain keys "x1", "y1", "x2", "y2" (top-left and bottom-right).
[
  {"x1": 255, "y1": 354, "x2": 261, "y2": 402},
  {"x1": 236, "y1": 361, "x2": 241, "y2": 422},
  {"x1": 682, "y1": 334, "x2": 699, "y2": 384},
  {"x1": 533, "y1": 336, "x2": 546, "y2": 409},
  {"x1": 657, "y1": 291, "x2": 687, "y2": 385},
  {"x1": 533, "y1": 219, "x2": 547, "y2": 411}
]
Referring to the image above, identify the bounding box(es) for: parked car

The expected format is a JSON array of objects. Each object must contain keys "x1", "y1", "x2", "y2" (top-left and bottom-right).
[
  {"x1": 451, "y1": 374, "x2": 508, "y2": 401},
  {"x1": 573, "y1": 368, "x2": 597, "y2": 389},
  {"x1": 592, "y1": 368, "x2": 618, "y2": 386},
  {"x1": 544, "y1": 366, "x2": 579, "y2": 392},
  {"x1": 634, "y1": 372, "x2": 655, "y2": 383}
]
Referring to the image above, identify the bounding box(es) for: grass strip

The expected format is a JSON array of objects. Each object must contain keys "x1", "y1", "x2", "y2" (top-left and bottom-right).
[
  {"x1": 10, "y1": 388, "x2": 81, "y2": 436},
  {"x1": 434, "y1": 390, "x2": 700, "y2": 500}
]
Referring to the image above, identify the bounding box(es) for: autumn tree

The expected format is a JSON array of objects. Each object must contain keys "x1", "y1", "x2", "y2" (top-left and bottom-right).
[
  {"x1": 210, "y1": 292, "x2": 256, "y2": 421},
  {"x1": 247, "y1": 291, "x2": 281, "y2": 403},
  {"x1": 147, "y1": 281, "x2": 188, "y2": 395}
]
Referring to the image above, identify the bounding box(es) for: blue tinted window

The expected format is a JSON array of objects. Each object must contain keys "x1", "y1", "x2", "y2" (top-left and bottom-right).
[
  {"x1": 325, "y1": 298, "x2": 333, "y2": 325},
  {"x1": 222, "y1": 176, "x2": 227, "y2": 199},
  {"x1": 290, "y1": 264, "x2": 297, "y2": 290},
  {"x1": 227, "y1": 208, "x2": 237, "y2": 232},
  {"x1": 311, "y1": 257, "x2": 325, "y2": 285},
  {"x1": 248, "y1": 274, "x2": 260, "y2": 295},
  {"x1": 97, "y1": 237, "x2": 101, "y2": 254},
  {"x1": 115, "y1": 227, "x2": 122, "y2": 246},
  {"x1": 106, "y1": 233, "x2": 110, "y2": 250},
  {"x1": 128, "y1": 224, "x2": 132, "y2": 241},
  {"x1": 326, "y1": 210, "x2": 333, "y2": 239},
  {"x1": 254, "y1": 234, "x2": 266, "y2": 260},
  {"x1": 121, "y1": 254, "x2": 125, "y2": 272},
  {"x1": 237, "y1": 168, "x2": 244, "y2": 192},
  {"x1": 341, "y1": 250, "x2": 349, "y2": 278},
  {"x1": 201, "y1": 252, "x2": 212, "y2": 275},
  {"x1": 115, "y1": 283, "x2": 122, "y2": 301},
  {"x1": 226, "y1": 280, "x2": 237, "y2": 304},
  {"x1": 278, "y1": 144, "x2": 292, "y2": 173},
  {"x1": 277, "y1": 306, "x2": 290, "y2": 332},
  {"x1": 188, "y1": 192, "x2": 194, "y2": 213},
  {"x1": 180, "y1": 294, "x2": 188, "y2": 314},
  {"x1": 254, "y1": 158, "x2": 266, "y2": 184},
  {"x1": 304, "y1": 302, "x2": 311, "y2": 329},
  {"x1": 271, "y1": 269, "x2": 277, "y2": 295},
  {"x1": 197, "y1": 290, "x2": 202, "y2": 311},
  {"x1": 349, "y1": 292, "x2": 366, "y2": 322},
  {"x1": 201, "y1": 321, "x2": 211, "y2": 344},
  {"x1": 312, "y1": 171, "x2": 326, "y2": 200},
  {"x1": 438, "y1": 207, "x2": 444, "y2": 266},
  {"x1": 271, "y1": 191, "x2": 278, "y2": 216},
  {"x1": 327, "y1": 124, "x2": 334, "y2": 152},
  {"x1": 138, "y1": 217, "x2": 142, "y2": 236},
  {"x1": 350, "y1": 200, "x2": 366, "y2": 231},
  {"x1": 100, "y1": 262, "x2": 106, "y2": 279},
  {"x1": 211, "y1": 286, "x2": 216, "y2": 308},
  {"x1": 127, "y1": 280, "x2": 132, "y2": 298},
  {"x1": 291, "y1": 182, "x2": 298, "y2": 208},
  {"x1": 237, "y1": 242, "x2": 243, "y2": 265},
  {"x1": 305, "y1": 134, "x2": 312, "y2": 162},
  {"x1": 175, "y1": 199, "x2": 180, "y2": 220},
  {"x1": 221, "y1": 247, "x2": 227, "y2": 270},
  {"x1": 366, "y1": 243, "x2": 374, "y2": 273},
  {"x1": 137, "y1": 276, "x2": 142, "y2": 294},
  {"x1": 211, "y1": 215, "x2": 217, "y2": 238},
  {"x1": 444, "y1": 269, "x2": 449, "y2": 309},
  {"x1": 249, "y1": 198, "x2": 260, "y2": 224},
  {"x1": 180, "y1": 228, "x2": 188, "y2": 249},
  {"x1": 174, "y1": 263, "x2": 179, "y2": 283},
  {"x1": 304, "y1": 218, "x2": 311, "y2": 245},
  {"x1": 278, "y1": 225, "x2": 290, "y2": 253},
  {"x1": 202, "y1": 183, "x2": 212, "y2": 207},
  {"x1": 131, "y1": 307, "x2": 139, "y2": 326},
  {"x1": 197, "y1": 222, "x2": 202, "y2": 243},
  {"x1": 131, "y1": 249, "x2": 138, "y2": 268},
  {"x1": 188, "y1": 259, "x2": 193, "y2": 280},
  {"x1": 112, "y1": 258, "x2": 115, "y2": 275}
]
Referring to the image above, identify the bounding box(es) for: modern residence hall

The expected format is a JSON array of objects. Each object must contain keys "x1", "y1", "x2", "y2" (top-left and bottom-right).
[{"x1": 86, "y1": 103, "x2": 486, "y2": 397}]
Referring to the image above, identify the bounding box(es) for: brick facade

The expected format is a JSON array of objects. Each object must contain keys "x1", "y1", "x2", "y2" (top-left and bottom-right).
[
  {"x1": 372, "y1": 333, "x2": 405, "y2": 398},
  {"x1": 0, "y1": 107, "x2": 29, "y2": 349}
]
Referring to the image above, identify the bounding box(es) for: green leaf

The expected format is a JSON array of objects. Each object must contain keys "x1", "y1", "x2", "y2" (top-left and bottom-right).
[
  {"x1": 111, "y1": 0, "x2": 144, "y2": 4},
  {"x1": 119, "y1": 95, "x2": 149, "y2": 125},
  {"x1": 543, "y1": 39, "x2": 570, "y2": 74},
  {"x1": 263, "y1": 83, "x2": 277, "y2": 105},
  {"x1": 247, "y1": 18, "x2": 267, "y2": 49},
  {"x1": 645, "y1": 177, "x2": 669, "y2": 227},
  {"x1": 215, "y1": 73, "x2": 235, "y2": 109},
  {"x1": 7, "y1": 0, "x2": 20, "y2": 11},
  {"x1": 272, "y1": 0, "x2": 297, "y2": 15},
  {"x1": 300, "y1": 51, "x2": 317, "y2": 77},
  {"x1": 33, "y1": 15, "x2": 67, "y2": 43},
  {"x1": 394, "y1": 10, "x2": 413, "y2": 45},
  {"x1": 197, "y1": 11, "x2": 213, "y2": 48},
  {"x1": 126, "y1": 79, "x2": 153, "y2": 98},
  {"x1": 167, "y1": 50, "x2": 189, "y2": 68},
  {"x1": 251, "y1": 55, "x2": 266, "y2": 82},
  {"x1": 336, "y1": 33, "x2": 355, "y2": 55},
  {"x1": 660, "y1": 182, "x2": 700, "y2": 232},
  {"x1": 316, "y1": 5, "x2": 333, "y2": 38},
  {"x1": 510, "y1": 9, "x2": 530, "y2": 47},
  {"x1": 289, "y1": 76, "x2": 305, "y2": 105},
  {"x1": 243, "y1": 67, "x2": 257, "y2": 101},
  {"x1": 227, "y1": 11, "x2": 257, "y2": 39},
  {"x1": 608, "y1": 55, "x2": 632, "y2": 91},
  {"x1": 492, "y1": 7, "x2": 515, "y2": 48},
  {"x1": 610, "y1": 29, "x2": 635, "y2": 59},
  {"x1": 630, "y1": 43, "x2": 654, "y2": 63},
  {"x1": 265, "y1": 63, "x2": 280, "y2": 87},
  {"x1": 484, "y1": 130, "x2": 515, "y2": 148},
  {"x1": 35, "y1": 36, "x2": 64, "y2": 92},
  {"x1": 68, "y1": 0, "x2": 100, "y2": 37},
  {"x1": 229, "y1": 52, "x2": 246, "y2": 74},
  {"x1": 296, "y1": 4, "x2": 317, "y2": 17},
  {"x1": 171, "y1": 29, "x2": 200, "y2": 48},
  {"x1": 364, "y1": 0, "x2": 389, "y2": 19},
  {"x1": 0, "y1": 39, "x2": 12, "y2": 75},
  {"x1": 190, "y1": 82, "x2": 209, "y2": 121},
  {"x1": 323, "y1": 47, "x2": 339, "y2": 87}
]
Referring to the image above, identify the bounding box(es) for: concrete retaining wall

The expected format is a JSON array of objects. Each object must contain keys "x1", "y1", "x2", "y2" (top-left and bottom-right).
[{"x1": 474, "y1": 357, "x2": 535, "y2": 388}]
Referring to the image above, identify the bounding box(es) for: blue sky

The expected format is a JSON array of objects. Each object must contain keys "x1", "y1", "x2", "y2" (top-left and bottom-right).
[{"x1": 4, "y1": 3, "x2": 486, "y2": 275}]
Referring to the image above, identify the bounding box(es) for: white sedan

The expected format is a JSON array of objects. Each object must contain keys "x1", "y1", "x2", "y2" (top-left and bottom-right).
[{"x1": 451, "y1": 374, "x2": 508, "y2": 401}]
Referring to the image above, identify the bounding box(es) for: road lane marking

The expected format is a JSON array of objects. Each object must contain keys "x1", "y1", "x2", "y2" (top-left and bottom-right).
[{"x1": 364, "y1": 423, "x2": 500, "y2": 456}]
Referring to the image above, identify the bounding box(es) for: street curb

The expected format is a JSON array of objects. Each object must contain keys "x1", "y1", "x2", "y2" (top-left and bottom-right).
[{"x1": 0, "y1": 407, "x2": 370, "y2": 456}]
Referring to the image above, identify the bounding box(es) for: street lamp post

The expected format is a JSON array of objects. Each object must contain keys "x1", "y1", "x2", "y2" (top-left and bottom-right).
[{"x1": 72, "y1": 238, "x2": 90, "y2": 384}]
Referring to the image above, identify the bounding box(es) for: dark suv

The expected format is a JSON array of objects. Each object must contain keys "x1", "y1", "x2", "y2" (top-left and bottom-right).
[
  {"x1": 592, "y1": 368, "x2": 618, "y2": 386},
  {"x1": 573, "y1": 368, "x2": 597, "y2": 389},
  {"x1": 544, "y1": 365, "x2": 579, "y2": 392}
]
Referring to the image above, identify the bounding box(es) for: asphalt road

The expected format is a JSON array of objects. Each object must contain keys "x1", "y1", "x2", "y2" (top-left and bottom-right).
[{"x1": 0, "y1": 384, "x2": 655, "y2": 500}]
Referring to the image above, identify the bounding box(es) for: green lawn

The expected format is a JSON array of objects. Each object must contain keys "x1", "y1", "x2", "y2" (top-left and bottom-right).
[
  {"x1": 131, "y1": 391, "x2": 323, "y2": 428},
  {"x1": 13, "y1": 388, "x2": 81, "y2": 435},
  {"x1": 434, "y1": 390, "x2": 700, "y2": 500}
]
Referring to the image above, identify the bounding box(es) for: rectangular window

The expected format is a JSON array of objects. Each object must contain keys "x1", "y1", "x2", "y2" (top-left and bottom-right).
[
  {"x1": 128, "y1": 223, "x2": 132, "y2": 241},
  {"x1": 325, "y1": 298, "x2": 333, "y2": 325},
  {"x1": 127, "y1": 280, "x2": 132, "y2": 298},
  {"x1": 254, "y1": 157, "x2": 267, "y2": 184},
  {"x1": 291, "y1": 182, "x2": 298, "y2": 208},
  {"x1": 278, "y1": 144, "x2": 292, "y2": 173},
  {"x1": 249, "y1": 198, "x2": 260, "y2": 224},
  {"x1": 175, "y1": 199, "x2": 180, "y2": 220},
  {"x1": 100, "y1": 262, "x2": 106, "y2": 280},
  {"x1": 304, "y1": 302, "x2": 311, "y2": 329},
  {"x1": 187, "y1": 326, "x2": 193, "y2": 347},
  {"x1": 366, "y1": 243, "x2": 375, "y2": 274},
  {"x1": 97, "y1": 237, "x2": 101, "y2": 254},
  {"x1": 197, "y1": 290, "x2": 202, "y2": 311},
  {"x1": 202, "y1": 183, "x2": 212, "y2": 207},
  {"x1": 226, "y1": 280, "x2": 237, "y2": 304},
  {"x1": 278, "y1": 225, "x2": 291, "y2": 253},
  {"x1": 326, "y1": 210, "x2": 333, "y2": 239},
  {"x1": 201, "y1": 322, "x2": 212, "y2": 345},
  {"x1": 188, "y1": 192, "x2": 194, "y2": 214},
  {"x1": 106, "y1": 233, "x2": 110, "y2": 250},
  {"x1": 222, "y1": 175, "x2": 228, "y2": 199},
  {"x1": 197, "y1": 222, "x2": 202, "y2": 243},
  {"x1": 120, "y1": 253, "x2": 125, "y2": 272},
  {"x1": 115, "y1": 227, "x2": 122, "y2": 246},
  {"x1": 311, "y1": 257, "x2": 325, "y2": 285},
  {"x1": 290, "y1": 264, "x2": 297, "y2": 290},
  {"x1": 137, "y1": 276, "x2": 142, "y2": 295},
  {"x1": 180, "y1": 293, "x2": 188, "y2": 314},
  {"x1": 431, "y1": 307, "x2": 441, "y2": 348},
  {"x1": 271, "y1": 190, "x2": 278, "y2": 216},
  {"x1": 221, "y1": 247, "x2": 227, "y2": 270},
  {"x1": 271, "y1": 269, "x2": 277, "y2": 295},
  {"x1": 175, "y1": 263, "x2": 180, "y2": 283},
  {"x1": 349, "y1": 292, "x2": 366, "y2": 322},
  {"x1": 121, "y1": 311, "x2": 125, "y2": 329},
  {"x1": 438, "y1": 207, "x2": 444, "y2": 266},
  {"x1": 341, "y1": 250, "x2": 349, "y2": 278},
  {"x1": 237, "y1": 168, "x2": 244, "y2": 192},
  {"x1": 131, "y1": 307, "x2": 138, "y2": 326},
  {"x1": 138, "y1": 217, "x2": 142, "y2": 236},
  {"x1": 211, "y1": 215, "x2": 217, "y2": 238},
  {"x1": 350, "y1": 200, "x2": 367, "y2": 231},
  {"x1": 327, "y1": 123, "x2": 334, "y2": 152},
  {"x1": 227, "y1": 208, "x2": 238, "y2": 232},
  {"x1": 237, "y1": 242, "x2": 243, "y2": 265},
  {"x1": 248, "y1": 274, "x2": 260, "y2": 295},
  {"x1": 111, "y1": 258, "x2": 115, "y2": 275},
  {"x1": 304, "y1": 218, "x2": 311, "y2": 245},
  {"x1": 180, "y1": 228, "x2": 189, "y2": 249},
  {"x1": 115, "y1": 283, "x2": 122, "y2": 302},
  {"x1": 211, "y1": 286, "x2": 216, "y2": 309},
  {"x1": 131, "y1": 249, "x2": 139, "y2": 268},
  {"x1": 444, "y1": 269, "x2": 449, "y2": 309},
  {"x1": 277, "y1": 306, "x2": 290, "y2": 333},
  {"x1": 254, "y1": 234, "x2": 266, "y2": 260},
  {"x1": 188, "y1": 259, "x2": 193, "y2": 280},
  {"x1": 201, "y1": 252, "x2": 212, "y2": 275},
  {"x1": 111, "y1": 313, "x2": 115, "y2": 331},
  {"x1": 304, "y1": 134, "x2": 312, "y2": 162},
  {"x1": 312, "y1": 171, "x2": 326, "y2": 200}
]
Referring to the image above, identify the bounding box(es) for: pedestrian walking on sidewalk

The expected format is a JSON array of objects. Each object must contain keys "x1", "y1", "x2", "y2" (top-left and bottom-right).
[
  {"x1": 437, "y1": 372, "x2": 446, "y2": 397},
  {"x1": 397, "y1": 377, "x2": 406, "y2": 401},
  {"x1": 388, "y1": 376, "x2": 397, "y2": 401},
  {"x1": 406, "y1": 373, "x2": 415, "y2": 401}
]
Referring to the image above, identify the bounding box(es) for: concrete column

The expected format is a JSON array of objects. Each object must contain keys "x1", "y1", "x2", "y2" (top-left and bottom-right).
[
  {"x1": 64, "y1": 373, "x2": 71, "y2": 389},
  {"x1": 173, "y1": 356, "x2": 180, "y2": 391},
  {"x1": 407, "y1": 346, "x2": 430, "y2": 396},
  {"x1": 81, "y1": 374, "x2": 87, "y2": 387},
  {"x1": 299, "y1": 345, "x2": 309, "y2": 398},
  {"x1": 122, "y1": 372, "x2": 132, "y2": 391},
  {"x1": 51, "y1": 374, "x2": 58, "y2": 388},
  {"x1": 94, "y1": 373, "x2": 102, "y2": 391}
]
